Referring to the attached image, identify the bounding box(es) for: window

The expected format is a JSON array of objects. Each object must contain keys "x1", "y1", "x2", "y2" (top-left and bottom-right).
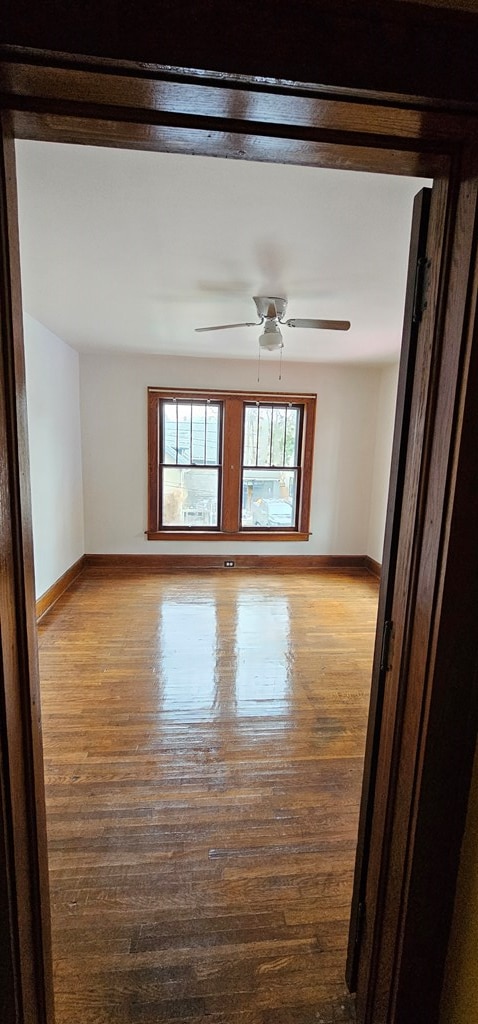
[
  {"x1": 158, "y1": 399, "x2": 221, "y2": 529},
  {"x1": 148, "y1": 388, "x2": 316, "y2": 541},
  {"x1": 241, "y1": 403, "x2": 301, "y2": 529}
]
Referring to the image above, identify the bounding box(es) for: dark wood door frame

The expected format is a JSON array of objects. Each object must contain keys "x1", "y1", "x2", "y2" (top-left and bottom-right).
[
  {"x1": 0, "y1": 117, "x2": 54, "y2": 1024},
  {"x1": 1, "y1": 51, "x2": 478, "y2": 1024},
  {"x1": 347, "y1": 185, "x2": 433, "y2": 992}
]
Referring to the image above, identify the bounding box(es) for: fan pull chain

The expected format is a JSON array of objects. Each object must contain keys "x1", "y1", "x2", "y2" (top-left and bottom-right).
[
  {"x1": 279, "y1": 346, "x2": 283, "y2": 381},
  {"x1": 257, "y1": 346, "x2": 261, "y2": 383}
]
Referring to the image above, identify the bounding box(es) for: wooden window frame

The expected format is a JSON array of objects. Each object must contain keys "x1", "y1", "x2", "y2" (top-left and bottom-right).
[{"x1": 147, "y1": 387, "x2": 316, "y2": 541}]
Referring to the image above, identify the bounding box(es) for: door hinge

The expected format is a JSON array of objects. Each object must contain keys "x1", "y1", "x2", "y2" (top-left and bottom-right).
[
  {"x1": 380, "y1": 619, "x2": 393, "y2": 674},
  {"x1": 412, "y1": 255, "x2": 431, "y2": 324}
]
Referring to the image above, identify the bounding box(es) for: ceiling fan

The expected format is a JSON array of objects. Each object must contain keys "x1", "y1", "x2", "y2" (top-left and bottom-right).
[{"x1": 195, "y1": 296, "x2": 351, "y2": 350}]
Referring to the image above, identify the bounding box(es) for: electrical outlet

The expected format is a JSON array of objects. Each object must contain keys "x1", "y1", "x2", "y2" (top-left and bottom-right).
[{"x1": 224, "y1": 560, "x2": 235, "y2": 568}]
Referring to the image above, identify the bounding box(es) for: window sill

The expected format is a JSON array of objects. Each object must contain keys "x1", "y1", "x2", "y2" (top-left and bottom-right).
[{"x1": 146, "y1": 530, "x2": 311, "y2": 542}]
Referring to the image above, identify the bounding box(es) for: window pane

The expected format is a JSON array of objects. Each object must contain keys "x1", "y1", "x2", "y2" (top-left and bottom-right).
[
  {"x1": 241, "y1": 469, "x2": 297, "y2": 527},
  {"x1": 243, "y1": 405, "x2": 258, "y2": 466},
  {"x1": 176, "y1": 403, "x2": 193, "y2": 462},
  {"x1": 285, "y1": 407, "x2": 300, "y2": 466},
  {"x1": 205, "y1": 404, "x2": 220, "y2": 465},
  {"x1": 162, "y1": 467, "x2": 219, "y2": 527},
  {"x1": 271, "y1": 406, "x2": 286, "y2": 466},
  {"x1": 258, "y1": 406, "x2": 273, "y2": 466},
  {"x1": 162, "y1": 402, "x2": 179, "y2": 464},
  {"x1": 191, "y1": 403, "x2": 205, "y2": 464}
]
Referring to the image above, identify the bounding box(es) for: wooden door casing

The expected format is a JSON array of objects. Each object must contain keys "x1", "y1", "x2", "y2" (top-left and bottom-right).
[
  {"x1": 366, "y1": 155, "x2": 478, "y2": 1024},
  {"x1": 0, "y1": 42, "x2": 478, "y2": 1024},
  {"x1": 0, "y1": 118, "x2": 54, "y2": 1024}
]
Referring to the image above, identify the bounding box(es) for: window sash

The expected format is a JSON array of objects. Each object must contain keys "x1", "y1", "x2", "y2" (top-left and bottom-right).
[
  {"x1": 158, "y1": 398, "x2": 223, "y2": 529},
  {"x1": 241, "y1": 467, "x2": 300, "y2": 530},
  {"x1": 240, "y1": 401, "x2": 304, "y2": 531},
  {"x1": 242, "y1": 402, "x2": 303, "y2": 470},
  {"x1": 160, "y1": 465, "x2": 221, "y2": 530},
  {"x1": 160, "y1": 399, "x2": 221, "y2": 468}
]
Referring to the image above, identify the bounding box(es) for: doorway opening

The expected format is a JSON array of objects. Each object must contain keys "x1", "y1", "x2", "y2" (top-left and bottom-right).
[{"x1": 14, "y1": 138, "x2": 433, "y2": 1024}]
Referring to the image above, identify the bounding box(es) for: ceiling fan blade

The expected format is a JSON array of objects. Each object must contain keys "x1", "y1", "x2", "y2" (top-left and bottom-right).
[
  {"x1": 195, "y1": 321, "x2": 260, "y2": 333},
  {"x1": 284, "y1": 318, "x2": 351, "y2": 331}
]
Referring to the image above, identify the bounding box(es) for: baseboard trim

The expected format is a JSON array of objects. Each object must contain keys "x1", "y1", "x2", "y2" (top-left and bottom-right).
[
  {"x1": 84, "y1": 553, "x2": 375, "y2": 573},
  {"x1": 364, "y1": 556, "x2": 382, "y2": 579},
  {"x1": 36, "y1": 555, "x2": 86, "y2": 622},
  {"x1": 34, "y1": 556, "x2": 381, "y2": 604}
]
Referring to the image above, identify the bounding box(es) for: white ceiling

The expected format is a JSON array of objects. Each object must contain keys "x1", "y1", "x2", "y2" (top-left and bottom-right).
[{"x1": 15, "y1": 141, "x2": 431, "y2": 364}]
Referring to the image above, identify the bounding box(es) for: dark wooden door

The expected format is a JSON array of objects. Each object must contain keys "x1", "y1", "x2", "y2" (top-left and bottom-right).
[{"x1": 347, "y1": 188, "x2": 432, "y2": 990}]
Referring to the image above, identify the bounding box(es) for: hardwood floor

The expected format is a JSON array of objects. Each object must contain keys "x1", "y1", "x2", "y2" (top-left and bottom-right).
[{"x1": 37, "y1": 568, "x2": 379, "y2": 1024}]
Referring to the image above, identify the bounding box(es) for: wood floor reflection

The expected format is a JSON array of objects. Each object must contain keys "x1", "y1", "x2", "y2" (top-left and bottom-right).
[{"x1": 38, "y1": 568, "x2": 379, "y2": 1024}]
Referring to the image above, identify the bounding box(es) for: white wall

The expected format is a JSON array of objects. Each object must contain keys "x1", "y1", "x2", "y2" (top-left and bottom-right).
[
  {"x1": 367, "y1": 363, "x2": 400, "y2": 563},
  {"x1": 24, "y1": 314, "x2": 85, "y2": 597},
  {"x1": 80, "y1": 352, "x2": 382, "y2": 556}
]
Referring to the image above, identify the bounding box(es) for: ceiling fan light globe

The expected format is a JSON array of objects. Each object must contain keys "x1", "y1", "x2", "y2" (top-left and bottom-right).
[{"x1": 258, "y1": 323, "x2": 283, "y2": 351}]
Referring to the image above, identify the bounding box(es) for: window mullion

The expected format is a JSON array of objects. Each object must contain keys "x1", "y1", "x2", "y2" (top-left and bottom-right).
[
  {"x1": 255, "y1": 404, "x2": 260, "y2": 465},
  {"x1": 203, "y1": 404, "x2": 206, "y2": 464},
  {"x1": 284, "y1": 407, "x2": 288, "y2": 466},
  {"x1": 222, "y1": 398, "x2": 243, "y2": 533}
]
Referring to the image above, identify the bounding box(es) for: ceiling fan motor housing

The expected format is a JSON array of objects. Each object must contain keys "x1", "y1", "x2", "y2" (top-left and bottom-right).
[{"x1": 253, "y1": 295, "x2": 288, "y2": 321}]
